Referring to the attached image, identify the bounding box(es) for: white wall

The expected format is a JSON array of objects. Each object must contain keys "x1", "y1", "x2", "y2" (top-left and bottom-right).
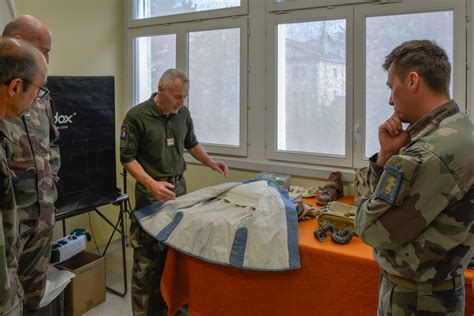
[
  {"x1": 0, "y1": 0, "x2": 15, "y2": 31},
  {"x1": 16, "y1": 0, "x2": 124, "y2": 248}
]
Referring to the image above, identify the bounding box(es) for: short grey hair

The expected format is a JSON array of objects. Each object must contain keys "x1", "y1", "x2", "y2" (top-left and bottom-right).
[
  {"x1": 159, "y1": 68, "x2": 189, "y2": 89},
  {"x1": 0, "y1": 38, "x2": 39, "y2": 91}
]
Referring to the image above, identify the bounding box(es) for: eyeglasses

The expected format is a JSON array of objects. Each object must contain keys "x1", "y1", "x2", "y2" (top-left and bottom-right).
[{"x1": 22, "y1": 78, "x2": 50, "y2": 99}]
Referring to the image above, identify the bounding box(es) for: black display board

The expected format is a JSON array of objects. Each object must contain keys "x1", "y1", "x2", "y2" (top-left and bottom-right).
[{"x1": 48, "y1": 76, "x2": 117, "y2": 213}]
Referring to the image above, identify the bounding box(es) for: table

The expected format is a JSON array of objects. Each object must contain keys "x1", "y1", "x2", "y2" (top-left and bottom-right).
[
  {"x1": 55, "y1": 193, "x2": 129, "y2": 297},
  {"x1": 160, "y1": 197, "x2": 474, "y2": 315}
]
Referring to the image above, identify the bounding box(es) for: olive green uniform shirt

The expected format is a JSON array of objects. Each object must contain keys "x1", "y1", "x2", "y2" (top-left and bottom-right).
[{"x1": 120, "y1": 93, "x2": 199, "y2": 186}]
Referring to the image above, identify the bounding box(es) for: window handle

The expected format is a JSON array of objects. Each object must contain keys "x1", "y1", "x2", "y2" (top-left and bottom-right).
[{"x1": 354, "y1": 124, "x2": 361, "y2": 145}]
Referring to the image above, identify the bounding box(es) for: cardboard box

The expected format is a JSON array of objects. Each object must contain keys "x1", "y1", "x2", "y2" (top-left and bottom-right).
[{"x1": 57, "y1": 251, "x2": 106, "y2": 316}]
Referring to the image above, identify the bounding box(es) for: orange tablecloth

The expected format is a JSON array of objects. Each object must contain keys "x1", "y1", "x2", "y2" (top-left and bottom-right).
[{"x1": 161, "y1": 197, "x2": 474, "y2": 315}]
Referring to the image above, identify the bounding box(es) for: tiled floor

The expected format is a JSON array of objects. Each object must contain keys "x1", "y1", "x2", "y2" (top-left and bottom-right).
[{"x1": 84, "y1": 242, "x2": 133, "y2": 316}]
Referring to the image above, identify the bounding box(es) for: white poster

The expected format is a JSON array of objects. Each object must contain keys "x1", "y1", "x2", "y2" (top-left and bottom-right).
[{"x1": 0, "y1": 0, "x2": 15, "y2": 32}]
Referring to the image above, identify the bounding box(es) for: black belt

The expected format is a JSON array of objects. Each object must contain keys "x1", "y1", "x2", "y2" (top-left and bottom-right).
[
  {"x1": 157, "y1": 175, "x2": 183, "y2": 184},
  {"x1": 383, "y1": 271, "x2": 462, "y2": 294}
]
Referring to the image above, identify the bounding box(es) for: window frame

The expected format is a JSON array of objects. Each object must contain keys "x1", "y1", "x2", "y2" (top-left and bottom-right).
[
  {"x1": 265, "y1": 7, "x2": 355, "y2": 167},
  {"x1": 126, "y1": 6, "x2": 249, "y2": 157},
  {"x1": 352, "y1": 0, "x2": 467, "y2": 168},
  {"x1": 128, "y1": 28, "x2": 178, "y2": 106},
  {"x1": 183, "y1": 17, "x2": 249, "y2": 157},
  {"x1": 469, "y1": 0, "x2": 474, "y2": 122},
  {"x1": 128, "y1": 0, "x2": 249, "y2": 28},
  {"x1": 266, "y1": 0, "x2": 377, "y2": 13},
  {"x1": 125, "y1": 0, "x2": 470, "y2": 179}
]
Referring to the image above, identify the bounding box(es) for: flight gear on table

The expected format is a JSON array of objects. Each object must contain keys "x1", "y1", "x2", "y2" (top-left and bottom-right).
[
  {"x1": 314, "y1": 223, "x2": 354, "y2": 244},
  {"x1": 317, "y1": 171, "x2": 343, "y2": 206},
  {"x1": 317, "y1": 201, "x2": 357, "y2": 233}
]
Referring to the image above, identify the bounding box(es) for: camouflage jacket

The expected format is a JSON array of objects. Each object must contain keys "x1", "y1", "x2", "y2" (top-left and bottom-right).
[
  {"x1": 356, "y1": 101, "x2": 474, "y2": 283},
  {"x1": 0, "y1": 121, "x2": 19, "y2": 311},
  {"x1": 3, "y1": 97, "x2": 60, "y2": 212}
]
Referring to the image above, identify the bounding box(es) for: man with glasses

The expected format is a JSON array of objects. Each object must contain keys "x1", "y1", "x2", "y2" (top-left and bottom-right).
[
  {"x1": 0, "y1": 37, "x2": 48, "y2": 315},
  {"x1": 2, "y1": 15, "x2": 59, "y2": 315},
  {"x1": 20, "y1": 79, "x2": 49, "y2": 100}
]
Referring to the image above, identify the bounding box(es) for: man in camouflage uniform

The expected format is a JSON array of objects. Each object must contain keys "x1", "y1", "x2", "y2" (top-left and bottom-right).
[
  {"x1": 0, "y1": 37, "x2": 48, "y2": 315},
  {"x1": 120, "y1": 68, "x2": 228, "y2": 315},
  {"x1": 2, "y1": 16, "x2": 60, "y2": 314},
  {"x1": 356, "y1": 40, "x2": 474, "y2": 315}
]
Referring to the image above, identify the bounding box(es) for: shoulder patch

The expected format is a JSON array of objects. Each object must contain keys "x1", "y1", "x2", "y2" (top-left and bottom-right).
[
  {"x1": 376, "y1": 165, "x2": 403, "y2": 203},
  {"x1": 120, "y1": 124, "x2": 128, "y2": 141}
]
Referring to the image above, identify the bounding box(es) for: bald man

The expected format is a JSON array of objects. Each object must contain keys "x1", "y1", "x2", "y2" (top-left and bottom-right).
[
  {"x1": 0, "y1": 37, "x2": 48, "y2": 316},
  {"x1": 2, "y1": 15, "x2": 59, "y2": 314}
]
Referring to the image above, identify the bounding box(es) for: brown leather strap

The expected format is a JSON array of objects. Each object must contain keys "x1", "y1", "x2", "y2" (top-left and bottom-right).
[{"x1": 157, "y1": 175, "x2": 183, "y2": 184}]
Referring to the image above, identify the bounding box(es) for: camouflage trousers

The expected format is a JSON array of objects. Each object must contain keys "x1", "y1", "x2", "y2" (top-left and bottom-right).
[
  {"x1": 16, "y1": 203, "x2": 54, "y2": 313},
  {"x1": 378, "y1": 274, "x2": 465, "y2": 316},
  {"x1": 1, "y1": 239, "x2": 22, "y2": 316},
  {"x1": 131, "y1": 177, "x2": 187, "y2": 316},
  {"x1": 3, "y1": 301, "x2": 22, "y2": 316}
]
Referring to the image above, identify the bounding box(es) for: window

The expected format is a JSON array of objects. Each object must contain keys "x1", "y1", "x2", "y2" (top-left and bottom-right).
[
  {"x1": 189, "y1": 28, "x2": 241, "y2": 147},
  {"x1": 128, "y1": 0, "x2": 248, "y2": 28},
  {"x1": 364, "y1": 11, "x2": 454, "y2": 158},
  {"x1": 135, "y1": 34, "x2": 176, "y2": 103},
  {"x1": 354, "y1": 0, "x2": 465, "y2": 167},
  {"x1": 127, "y1": 0, "x2": 468, "y2": 177},
  {"x1": 266, "y1": 7, "x2": 354, "y2": 167},
  {"x1": 134, "y1": 0, "x2": 241, "y2": 19},
  {"x1": 267, "y1": 0, "x2": 375, "y2": 12},
  {"x1": 277, "y1": 20, "x2": 347, "y2": 156},
  {"x1": 127, "y1": 1, "x2": 248, "y2": 156}
]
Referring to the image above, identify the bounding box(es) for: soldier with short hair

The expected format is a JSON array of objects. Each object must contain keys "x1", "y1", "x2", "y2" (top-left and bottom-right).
[
  {"x1": 121, "y1": 68, "x2": 228, "y2": 315},
  {"x1": 356, "y1": 40, "x2": 474, "y2": 315},
  {"x1": 2, "y1": 15, "x2": 60, "y2": 314},
  {"x1": 0, "y1": 37, "x2": 48, "y2": 315}
]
